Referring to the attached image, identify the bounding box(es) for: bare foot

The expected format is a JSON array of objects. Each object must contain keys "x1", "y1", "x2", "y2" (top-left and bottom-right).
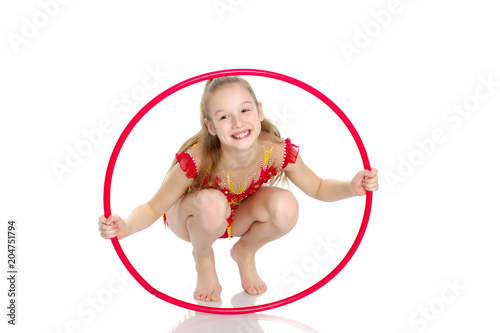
[
  {"x1": 231, "y1": 241, "x2": 267, "y2": 295},
  {"x1": 192, "y1": 250, "x2": 222, "y2": 302}
]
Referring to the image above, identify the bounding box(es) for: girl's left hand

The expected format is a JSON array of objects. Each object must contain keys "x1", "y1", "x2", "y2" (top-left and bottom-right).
[{"x1": 351, "y1": 168, "x2": 379, "y2": 196}]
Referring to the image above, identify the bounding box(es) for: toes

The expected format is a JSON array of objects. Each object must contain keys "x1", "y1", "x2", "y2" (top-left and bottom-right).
[
  {"x1": 193, "y1": 291, "x2": 201, "y2": 300},
  {"x1": 244, "y1": 280, "x2": 268, "y2": 295},
  {"x1": 193, "y1": 290, "x2": 204, "y2": 301},
  {"x1": 246, "y1": 286, "x2": 257, "y2": 295},
  {"x1": 194, "y1": 290, "x2": 220, "y2": 302},
  {"x1": 245, "y1": 284, "x2": 266, "y2": 295},
  {"x1": 211, "y1": 292, "x2": 220, "y2": 302}
]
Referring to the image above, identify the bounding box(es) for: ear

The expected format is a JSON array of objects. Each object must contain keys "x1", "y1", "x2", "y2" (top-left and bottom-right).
[
  {"x1": 257, "y1": 102, "x2": 265, "y2": 121},
  {"x1": 204, "y1": 118, "x2": 217, "y2": 136}
]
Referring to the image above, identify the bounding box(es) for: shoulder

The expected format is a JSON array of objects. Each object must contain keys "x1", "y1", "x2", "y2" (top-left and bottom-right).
[
  {"x1": 176, "y1": 141, "x2": 204, "y2": 179},
  {"x1": 280, "y1": 137, "x2": 300, "y2": 170},
  {"x1": 259, "y1": 133, "x2": 300, "y2": 170}
]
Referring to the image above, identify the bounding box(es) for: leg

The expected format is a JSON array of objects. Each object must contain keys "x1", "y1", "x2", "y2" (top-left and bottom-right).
[
  {"x1": 165, "y1": 189, "x2": 230, "y2": 301},
  {"x1": 230, "y1": 187, "x2": 299, "y2": 295}
]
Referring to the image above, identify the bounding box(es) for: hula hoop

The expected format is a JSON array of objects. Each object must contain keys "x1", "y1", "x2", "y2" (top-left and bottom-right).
[{"x1": 103, "y1": 68, "x2": 372, "y2": 314}]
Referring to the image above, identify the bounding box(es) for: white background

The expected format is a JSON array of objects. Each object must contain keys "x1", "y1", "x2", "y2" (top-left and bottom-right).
[{"x1": 1, "y1": 0, "x2": 499, "y2": 332}]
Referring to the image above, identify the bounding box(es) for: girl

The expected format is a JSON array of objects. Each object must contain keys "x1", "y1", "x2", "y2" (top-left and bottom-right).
[{"x1": 99, "y1": 76, "x2": 379, "y2": 302}]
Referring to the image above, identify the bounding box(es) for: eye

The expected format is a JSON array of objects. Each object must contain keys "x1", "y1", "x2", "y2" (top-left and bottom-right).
[
  {"x1": 220, "y1": 115, "x2": 228, "y2": 120},
  {"x1": 242, "y1": 109, "x2": 250, "y2": 113}
]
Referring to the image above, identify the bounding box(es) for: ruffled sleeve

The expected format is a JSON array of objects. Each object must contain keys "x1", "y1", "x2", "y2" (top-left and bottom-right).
[
  {"x1": 176, "y1": 148, "x2": 199, "y2": 179},
  {"x1": 281, "y1": 138, "x2": 300, "y2": 169}
]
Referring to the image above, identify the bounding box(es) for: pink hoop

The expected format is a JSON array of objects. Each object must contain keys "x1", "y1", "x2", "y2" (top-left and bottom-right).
[{"x1": 103, "y1": 68, "x2": 372, "y2": 314}]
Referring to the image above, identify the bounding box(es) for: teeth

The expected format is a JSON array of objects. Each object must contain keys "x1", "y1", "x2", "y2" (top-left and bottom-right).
[{"x1": 234, "y1": 131, "x2": 249, "y2": 139}]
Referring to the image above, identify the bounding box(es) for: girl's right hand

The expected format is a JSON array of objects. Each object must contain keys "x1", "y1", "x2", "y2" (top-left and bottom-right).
[{"x1": 98, "y1": 214, "x2": 128, "y2": 240}]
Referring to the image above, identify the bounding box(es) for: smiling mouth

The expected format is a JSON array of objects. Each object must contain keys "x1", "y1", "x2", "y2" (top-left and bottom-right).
[{"x1": 232, "y1": 130, "x2": 251, "y2": 140}]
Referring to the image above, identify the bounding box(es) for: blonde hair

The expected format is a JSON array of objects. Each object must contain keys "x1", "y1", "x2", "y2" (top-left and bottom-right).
[{"x1": 167, "y1": 76, "x2": 287, "y2": 189}]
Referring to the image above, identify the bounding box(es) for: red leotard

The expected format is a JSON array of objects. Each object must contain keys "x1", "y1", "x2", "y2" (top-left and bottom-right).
[{"x1": 163, "y1": 137, "x2": 299, "y2": 238}]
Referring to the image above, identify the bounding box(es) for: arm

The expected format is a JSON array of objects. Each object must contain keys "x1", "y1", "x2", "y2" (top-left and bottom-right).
[
  {"x1": 127, "y1": 163, "x2": 193, "y2": 236},
  {"x1": 284, "y1": 154, "x2": 378, "y2": 202},
  {"x1": 99, "y1": 163, "x2": 193, "y2": 239}
]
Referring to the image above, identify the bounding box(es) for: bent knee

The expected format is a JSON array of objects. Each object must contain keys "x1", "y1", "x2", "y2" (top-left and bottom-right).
[
  {"x1": 269, "y1": 190, "x2": 299, "y2": 232},
  {"x1": 196, "y1": 189, "x2": 229, "y2": 214},
  {"x1": 193, "y1": 189, "x2": 230, "y2": 228}
]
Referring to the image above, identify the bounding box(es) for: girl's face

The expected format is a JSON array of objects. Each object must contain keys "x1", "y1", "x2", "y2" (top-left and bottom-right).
[{"x1": 205, "y1": 84, "x2": 264, "y2": 151}]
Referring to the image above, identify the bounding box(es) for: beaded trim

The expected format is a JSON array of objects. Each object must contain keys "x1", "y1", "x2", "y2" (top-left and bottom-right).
[
  {"x1": 281, "y1": 138, "x2": 287, "y2": 170},
  {"x1": 186, "y1": 142, "x2": 199, "y2": 176},
  {"x1": 188, "y1": 152, "x2": 198, "y2": 175}
]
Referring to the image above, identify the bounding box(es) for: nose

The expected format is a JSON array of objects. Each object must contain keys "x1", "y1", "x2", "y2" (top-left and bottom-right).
[{"x1": 232, "y1": 113, "x2": 243, "y2": 128}]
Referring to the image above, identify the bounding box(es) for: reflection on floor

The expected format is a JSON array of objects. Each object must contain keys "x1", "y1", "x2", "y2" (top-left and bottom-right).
[{"x1": 169, "y1": 311, "x2": 322, "y2": 333}]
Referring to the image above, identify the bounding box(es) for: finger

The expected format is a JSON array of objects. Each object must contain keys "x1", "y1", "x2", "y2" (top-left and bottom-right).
[
  {"x1": 361, "y1": 170, "x2": 375, "y2": 178},
  {"x1": 362, "y1": 179, "x2": 377, "y2": 187},
  {"x1": 98, "y1": 215, "x2": 108, "y2": 223},
  {"x1": 363, "y1": 168, "x2": 377, "y2": 177},
  {"x1": 103, "y1": 215, "x2": 119, "y2": 226},
  {"x1": 100, "y1": 224, "x2": 117, "y2": 232},
  {"x1": 101, "y1": 229, "x2": 117, "y2": 237},
  {"x1": 100, "y1": 231, "x2": 112, "y2": 239},
  {"x1": 363, "y1": 168, "x2": 378, "y2": 178},
  {"x1": 364, "y1": 179, "x2": 378, "y2": 186},
  {"x1": 101, "y1": 227, "x2": 118, "y2": 237},
  {"x1": 98, "y1": 220, "x2": 109, "y2": 228},
  {"x1": 100, "y1": 222, "x2": 118, "y2": 232},
  {"x1": 363, "y1": 176, "x2": 379, "y2": 184},
  {"x1": 101, "y1": 232, "x2": 117, "y2": 239},
  {"x1": 99, "y1": 218, "x2": 112, "y2": 226},
  {"x1": 364, "y1": 183, "x2": 379, "y2": 191}
]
